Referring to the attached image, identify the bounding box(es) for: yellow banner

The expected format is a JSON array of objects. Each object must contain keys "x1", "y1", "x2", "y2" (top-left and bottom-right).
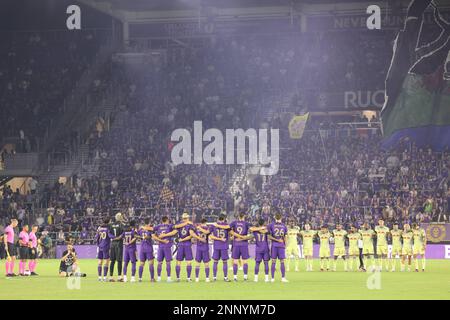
[{"x1": 288, "y1": 113, "x2": 309, "y2": 139}]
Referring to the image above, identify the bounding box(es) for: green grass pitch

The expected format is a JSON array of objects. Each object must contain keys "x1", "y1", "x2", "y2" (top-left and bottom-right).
[{"x1": 1, "y1": 259, "x2": 449, "y2": 299}]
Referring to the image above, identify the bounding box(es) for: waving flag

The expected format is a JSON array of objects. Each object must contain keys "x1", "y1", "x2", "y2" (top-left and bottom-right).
[{"x1": 288, "y1": 113, "x2": 309, "y2": 139}]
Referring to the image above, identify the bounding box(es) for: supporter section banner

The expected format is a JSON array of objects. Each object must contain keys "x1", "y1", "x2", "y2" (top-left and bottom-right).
[
  {"x1": 306, "y1": 11, "x2": 450, "y2": 31},
  {"x1": 423, "y1": 223, "x2": 450, "y2": 243},
  {"x1": 129, "y1": 17, "x2": 300, "y2": 39},
  {"x1": 57, "y1": 244, "x2": 450, "y2": 259}
]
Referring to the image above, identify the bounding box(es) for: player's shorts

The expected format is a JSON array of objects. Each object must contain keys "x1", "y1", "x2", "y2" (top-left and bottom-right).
[
  {"x1": 59, "y1": 262, "x2": 74, "y2": 274},
  {"x1": 270, "y1": 246, "x2": 286, "y2": 260},
  {"x1": 413, "y1": 246, "x2": 425, "y2": 255},
  {"x1": 362, "y1": 246, "x2": 374, "y2": 255},
  {"x1": 97, "y1": 247, "x2": 110, "y2": 260},
  {"x1": 333, "y1": 247, "x2": 346, "y2": 257},
  {"x1": 319, "y1": 247, "x2": 330, "y2": 258},
  {"x1": 402, "y1": 246, "x2": 413, "y2": 256},
  {"x1": 302, "y1": 246, "x2": 313, "y2": 257},
  {"x1": 286, "y1": 245, "x2": 300, "y2": 257},
  {"x1": 6, "y1": 243, "x2": 17, "y2": 257},
  {"x1": 391, "y1": 246, "x2": 402, "y2": 256},
  {"x1": 29, "y1": 247, "x2": 37, "y2": 260},
  {"x1": 123, "y1": 248, "x2": 137, "y2": 263},
  {"x1": 176, "y1": 245, "x2": 193, "y2": 261},
  {"x1": 212, "y1": 248, "x2": 229, "y2": 261},
  {"x1": 255, "y1": 250, "x2": 270, "y2": 262},
  {"x1": 109, "y1": 241, "x2": 123, "y2": 262},
  {"x1": 195, "y1": 249, "x2": 210, "y2": 263},
  {"x1": 157, "y1": 246, "x2": 173, "y2": 262},
  {"x1": 348, "y1": 247, "x2": 359, "y2": 256},
  {"x1": 139, "y1": 249, "x2": 154, "y2": 261},
  {"x1": 231, "y1": 245, "x2": 250, "y2": 260},
  {"x1": 377, "y1": 245, "x2": 388, "y2": 255},
  {"x1": 19, "y1": 246, "x2": 29, "y2": 259}
]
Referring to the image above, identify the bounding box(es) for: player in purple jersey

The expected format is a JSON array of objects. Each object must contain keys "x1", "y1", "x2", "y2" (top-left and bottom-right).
[
  {"x1": 122, "y1": 221, "x2": 138, "y2": 282},
  {"x1": 173, "y1": 213, "x2": 207, "y2": 282},
  {"x1": 95, "y1": 217, "x2": 111, "y2": 282},
  {"x1": 228, "y1": 213, "x2": 252, "y2": 281},
  {"x1": 137, "y1": 218, "x2": 155, "y2": 282},
  {"x1": 267, "y1": 214, "x2": 289, "y2": 283},
  {"x1": 152, "y1": 216, "x2": 176, "y2": 282},
  {"x1": 209, "y1": 214, "x2": 231, "y2": 282},
  {"x1": 250, "y1": 219, "x2": 270, "y2": 282},
  {"x1": 195, "y1": 218, "x2": 213, "y2": 282}
]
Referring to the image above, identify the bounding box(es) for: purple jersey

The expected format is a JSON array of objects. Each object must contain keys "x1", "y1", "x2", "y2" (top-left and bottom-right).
[
  {"x1": 96, "y1": 226, "x2": 111, "y2": 249},
  {"x1": 139, "y1": 228, "x2": 153, "y2": 251},
  {"x1": 123, "y1": 229, "x2": 137, "y2": 249},
  {"x1": 176, "y1": 222, "x2": 195, "y2": 247},
  {"x1": 253, "y1": 230, "x2": 269, "y2": 252},
  {"x1": 211, "y1": 222, "x2": 229, "y2": 250},
  {"x1": 154, "y1": 223, "x2": 174, "y2": 248},
  {"x1": 196, "y1": 224, "x2": 212, "y2": 250},
  {"x1": 268, "y1": 223, "x2": 287, "y2": 248},
  {"x1": 230, "y1": 220, "x2": 251, "y2": 246}
]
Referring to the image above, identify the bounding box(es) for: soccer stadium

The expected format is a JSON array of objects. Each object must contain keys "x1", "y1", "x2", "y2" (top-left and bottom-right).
[{"x1": 0, "y1": 0, "x2": 449, "y2": 301}]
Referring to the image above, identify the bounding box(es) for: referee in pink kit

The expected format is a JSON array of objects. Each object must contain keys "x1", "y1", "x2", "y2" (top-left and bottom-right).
[{"x1": 4, "y1": 218, "x2": 18, "y2": 277}]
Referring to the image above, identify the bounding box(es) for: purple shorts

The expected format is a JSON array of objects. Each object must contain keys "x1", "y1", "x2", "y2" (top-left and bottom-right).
[
  {"x1": 212, "y1": 248, "x2": 229, "y2": 261},
  {"x1": 157, "y1": 246, "x2": 173, "y2": 262},
  {"x1": 271, "y1": 246, "x2": 286, "y2": 260},
  {"x1": 123, "y1": 248, "x2": 137, "y2": 263},
  {"x1": 195, "y1": 249, "x2": 210, "y2": 263},
  {"x1": 231, "y1": 245, "x2": 250, "y2": 260},
  {"x1": 97, "y1": 247, "x2": 110, "y2": 260},
  {"x1": 176, "y1": 245, "x2": 193, "y2": 261},
  {"x1": 255, "y1": 250, "x2": 270, "y2": 262},
  {"x1": 139, "y1": 250, "x2": 154, "y2": 262}
]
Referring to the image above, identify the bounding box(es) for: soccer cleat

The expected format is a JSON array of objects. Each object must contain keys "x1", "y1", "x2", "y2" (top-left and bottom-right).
[
  {"x1": 157, "y1": 277, "x2": 162, "y2": 282},
  {"x1": 195, "y1": 278, "x2": 199, "y2": 283},
  {"x1": 270, "y1": 278, "x2": 275, "y2": 283},
  {"x1": 415, "y1": 269, "x2": 419, "y2": 272},
  {"x1": 176, "y1": 278, "x2": 181, "y2": 282},
  {"x1": 254, "y1": 275, "x2": 258, "y2": 282},
  {"x1": 295, "y1": 267, "x2": 299, "y2": 272},
  {"x1": 264, "y1": 275, "x2": 269, "y2": 282},
  {"x1": 224, "y1": 278, "x2": 231, "y2": 282},
  {"x1": 320, "y1": 268, "x2": 324, "y2": 272},
  {"x1": 98, "y1": 277, "x2": 103, "y2": 282},
  {"x1": 233, "y1": 278, "x2": 238, "y2": 282},
  {"x1": 281, "y1": 278, "x2": 289, "y2": 283},
  {"x1": 130, "y1": 277, "x2": 136, "y2": 283},
  {"x1": 167, "y1": 279, "x2": 173, "y2": 283},
  {"x1": 187, "y1": 279, "x2": 192, "y2": 282},
  {"x1": 30, "y1": 272, "x2": 38, "y2": 276},
  {"x1": 205, "y1": 278, "x2": 210, "y2": 283},
  {"x1": 123, "y1": 276, "x2": 128, "y2": 282},
  {"x1": 138, "y1": 278, "x2": 142, "y2": 283},
  {"x1": 213, "y1": 277, "x2": 217, "y2": 282},
  {"x1": 103, "y1": 277, "x2": 108, "y2": 282},
  {"x1": 150, "y1": 279, "x2": 156, "y2": 282}
]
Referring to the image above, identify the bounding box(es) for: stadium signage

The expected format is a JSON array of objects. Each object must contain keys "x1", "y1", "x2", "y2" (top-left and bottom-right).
[
  {"x1": 170, "y1": 121, "x2": 279, "y2": 175},
  {"x1": 344, "y1": 90, "x2": 385, "y2": 109},
  {"x1": 307, "y1": 11, "x2": 450, "y2": 31}
]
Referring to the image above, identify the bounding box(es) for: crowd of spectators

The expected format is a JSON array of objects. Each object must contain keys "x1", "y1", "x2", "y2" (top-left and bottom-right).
[
  {"x1": 0, "y1": 30, "x2": 108, "y2": 153},
  {"x1": 1, "y1": 29, "x2": 449, "y2": 246}
]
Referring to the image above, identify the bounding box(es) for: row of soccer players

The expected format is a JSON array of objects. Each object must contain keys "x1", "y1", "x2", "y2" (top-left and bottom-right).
[
  {"x1": 96, "y1": 213, "x2": 290, "y2": 283},
  {"x1": 284, "y1": 219, "x2": 427, "y2": 272}
]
